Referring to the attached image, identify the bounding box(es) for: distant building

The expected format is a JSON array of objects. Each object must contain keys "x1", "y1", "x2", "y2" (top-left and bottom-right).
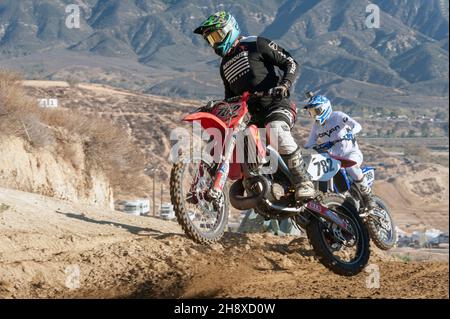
[
  {"x1": 439, "y1": 233, "x2": 449, "y2": 244},
  {"x1": 115, "y1": 199, "x2": 150, "y2": 216},
  {"x1": 396, "y1": 227, "x2": 448, "y2": 248},
  {"x1": 160, "y1": 203, "x2": 175, "y2": 220}
]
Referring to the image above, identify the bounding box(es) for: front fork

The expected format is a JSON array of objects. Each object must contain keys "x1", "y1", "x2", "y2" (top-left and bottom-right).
[{"x1": 207, "y1": 124, "x2": 241, "y2": 200}]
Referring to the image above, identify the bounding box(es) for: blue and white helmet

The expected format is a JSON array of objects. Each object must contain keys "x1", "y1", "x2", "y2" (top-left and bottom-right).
[{"x1": 304, "y1": 95, "x2": 332, "y2": 125}]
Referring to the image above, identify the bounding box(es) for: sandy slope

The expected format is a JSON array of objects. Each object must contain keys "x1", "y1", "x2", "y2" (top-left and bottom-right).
[
  {"x1": 0, "y1": 187, "x2": 447, "y2": 299},
  {"x1": 374, "y1": 164, "x2": 449, "y2": 232}
]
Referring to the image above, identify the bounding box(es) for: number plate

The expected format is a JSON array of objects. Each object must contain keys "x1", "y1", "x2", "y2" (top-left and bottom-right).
[
  {"x1": 213, "y1": 103, "x2": 241, "y2": 121},
  {"x1": 364, "y1": 168, "x2": 375, "y2": 186},
  {"x1": 307, "y1": 154, "x2": 341, "y2": 182}
]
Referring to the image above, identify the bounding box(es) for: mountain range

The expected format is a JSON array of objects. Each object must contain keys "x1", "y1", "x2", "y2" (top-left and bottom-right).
[{"x1": 0, "y1": 0, "x2": 448, "y2": 110}]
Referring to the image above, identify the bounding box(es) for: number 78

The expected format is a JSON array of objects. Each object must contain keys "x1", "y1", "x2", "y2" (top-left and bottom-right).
[{"x1": 313, "y1": 159, "x2": 333, "y2": 176}]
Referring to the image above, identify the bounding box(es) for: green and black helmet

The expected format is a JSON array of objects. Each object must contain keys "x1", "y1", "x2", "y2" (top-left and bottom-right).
[{"x1": 194, "y1": 11, "x2": 240, "y2": 57}]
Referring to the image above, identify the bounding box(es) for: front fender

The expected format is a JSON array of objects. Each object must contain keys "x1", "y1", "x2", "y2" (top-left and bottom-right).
[{"x1": 183, "y1": 112, "x2": 227, "y2": 135}]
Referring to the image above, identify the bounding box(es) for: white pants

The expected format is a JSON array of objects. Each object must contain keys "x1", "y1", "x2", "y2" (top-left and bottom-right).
[
  {"x1": 265, "y1": 121, "x2": 298, "y2": 155},
  {"x1": 343, "y1": 151, "x2": 364, "y2": 182}
]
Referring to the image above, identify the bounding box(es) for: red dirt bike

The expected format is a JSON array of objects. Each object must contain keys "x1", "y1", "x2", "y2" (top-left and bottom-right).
[{"x1": 170, "y1": 91, "x2": 370, "y2": 275}]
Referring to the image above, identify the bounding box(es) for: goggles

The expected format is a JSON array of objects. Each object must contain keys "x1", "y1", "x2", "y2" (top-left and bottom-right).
[
  {"x1": 204, "y1": 29, "x2": 226, "y2": 47},
  {"x1": 307, "y1": 105, "x2": 326, "y2": 118}
]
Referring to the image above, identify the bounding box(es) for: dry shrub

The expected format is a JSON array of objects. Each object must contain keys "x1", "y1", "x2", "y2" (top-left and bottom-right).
[
  {"x1": 404, "y1": 144, "x2": 429, "y2": 161},
  {"x1": 49, "y1": 110, "x2": 148, "y2": 195},
  {"x1": 66, "y1": 76, "x2": 80, "y2": 88},
  {"x1": 21, "y1": 113, "x2": 56, "y2": 147},
  {"x1": 0, "y1": 70, "x2": 53, "y2": 147},
  {"x1": 0, "y1": 69, "x2": 149, "y2": 196},
  {"x1": 41, "y1": 107, "x2": 148, "y2": 193},
  {"x1": 0, "y1": 70, "x2": 30, "y2": 135}
]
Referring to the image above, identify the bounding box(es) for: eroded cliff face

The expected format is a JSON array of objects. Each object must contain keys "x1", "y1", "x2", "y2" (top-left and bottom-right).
[{"x1": 0, "y1": 136, "x2": 114, "y2": 209}]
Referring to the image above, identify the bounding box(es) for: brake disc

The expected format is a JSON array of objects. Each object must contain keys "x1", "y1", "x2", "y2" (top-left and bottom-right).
[{"x1": 192, "y1": 174, "x2": 216, "y2": 216}]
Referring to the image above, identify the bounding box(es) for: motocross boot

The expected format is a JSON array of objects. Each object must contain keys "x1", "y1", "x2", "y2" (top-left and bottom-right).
[
  {"x1": 281, "y1": 148, "x2": 316, "y2": 202},
  {"x1": 355, "y1": 176, "x2": 377, "y2": 210}
]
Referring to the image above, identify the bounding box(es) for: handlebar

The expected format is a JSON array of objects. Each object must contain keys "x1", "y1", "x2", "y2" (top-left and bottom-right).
[
  {"x1": 312, "y1": 136, "x2": 357, "y2": 152},
  {"x1": 224, "y1": 91, "x2": 274, "y2": 103},
  {"x1": 194, "y1": 91, "x2": 275, "y2": 113}
]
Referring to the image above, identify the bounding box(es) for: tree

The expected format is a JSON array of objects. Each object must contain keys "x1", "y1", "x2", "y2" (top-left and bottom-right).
[
  {"x1": 389, "y1": 110, "x2": 398, "y2": 118},
  {"x1": 421, "y1": 122, "x2": 431, "y2": 137},
  {"x1": 377, "y1": 128, "x2": 382, "y2": 137},
  {"x1": 435, "y1": 111, "x2": 448, "y2": 121}
]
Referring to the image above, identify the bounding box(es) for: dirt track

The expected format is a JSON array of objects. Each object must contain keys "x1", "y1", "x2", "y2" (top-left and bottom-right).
[{"x1": 0, "y1": 187, "x2": 448, "y2": 299}]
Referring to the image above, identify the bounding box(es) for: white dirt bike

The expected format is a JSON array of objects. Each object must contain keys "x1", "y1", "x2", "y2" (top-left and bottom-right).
[{"x1": 308, "y1": 138, "x2": 397, "y2": 250}]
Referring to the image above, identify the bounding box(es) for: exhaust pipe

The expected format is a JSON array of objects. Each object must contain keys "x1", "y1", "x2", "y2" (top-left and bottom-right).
[{"x1": 229, "y1": 176, "x2": 270, "y2": 210}]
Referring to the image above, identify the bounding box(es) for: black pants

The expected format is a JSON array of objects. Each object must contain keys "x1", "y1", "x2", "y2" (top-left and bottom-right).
[{"x1": 248, "y1": 98, "x2": 297, "y2": 129}]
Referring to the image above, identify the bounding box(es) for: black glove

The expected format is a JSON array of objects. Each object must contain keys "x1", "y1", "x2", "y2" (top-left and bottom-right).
[{"x1": 271, "y1": 81, "x2": 290, "y2": 100}]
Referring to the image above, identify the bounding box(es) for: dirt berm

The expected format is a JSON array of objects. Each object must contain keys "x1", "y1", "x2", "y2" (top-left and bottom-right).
[{"x1": 0, "y1": 187, "x2": 447, "y2": 299}]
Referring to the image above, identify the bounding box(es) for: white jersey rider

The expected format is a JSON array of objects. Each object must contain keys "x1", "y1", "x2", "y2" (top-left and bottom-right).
[{"x1": 303, "y1": 95, "x2": 376, "y2": 209}]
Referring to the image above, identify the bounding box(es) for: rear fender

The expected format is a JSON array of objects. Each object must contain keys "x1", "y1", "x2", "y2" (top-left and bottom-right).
[{"x1": 329, "y1": 154, "x2": 357, "y2": 168}]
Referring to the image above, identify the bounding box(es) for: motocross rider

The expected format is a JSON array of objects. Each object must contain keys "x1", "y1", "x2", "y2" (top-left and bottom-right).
[
  {"x1": 194, "y1": 11, "x2": 316, "y2": 201},
  {"x1": 303, "y1": 95, "x2": 376, "y2": 209}
]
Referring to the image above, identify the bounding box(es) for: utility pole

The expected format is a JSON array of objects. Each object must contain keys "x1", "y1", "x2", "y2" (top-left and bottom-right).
[
  {"x1": 160, "y1": 183, "x2": 164, "y2": 211},
  {"x1": 146, "y1": 167, "x2": 159, "y2": 217},
  {"x1": 152, "y1": 169, "x2": 156, "y2": 217}
]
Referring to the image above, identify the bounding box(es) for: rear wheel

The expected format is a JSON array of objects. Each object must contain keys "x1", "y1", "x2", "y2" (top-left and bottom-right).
[
  {"x1": 306, "y1": 193, "x2": 370, "y2": 276},
  {"x1": 367, "y1": 196, "x2": 397, "y2": 250},
  {"x1": 170, "y1": 159, "x2": 229, "y2": 244}
]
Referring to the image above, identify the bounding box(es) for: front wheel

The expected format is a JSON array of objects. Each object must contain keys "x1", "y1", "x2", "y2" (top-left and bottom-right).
[
  {"x1": 367, "y1": 196, "x2": 397, "y2": 250},
  {"x1": 170, "y1": 159, "x2": 229, "y2": 244},
  {"x1": 306, "y1": 193, "x2": 370, "y2": 276}
]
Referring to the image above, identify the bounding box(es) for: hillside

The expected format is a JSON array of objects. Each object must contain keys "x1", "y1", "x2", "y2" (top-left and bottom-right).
[
  {"x1": 0, "y1": 0, "x2": 448, "y2": 110},
  {"x1": 0, "y1": 187, "x2": 448, "y2": 298},
  {"x1": 22, "y1": 80, "x2": 450, "y2": 232},
  {"x1": 0, "y1": 136, "x2": 114, "y2": 209},
  {"x1": 0, "y1": 72, "x2": 150, "y2": 207},
  {"x1": 0, "y1": 79, "x2": 447, "y2": 298}
]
